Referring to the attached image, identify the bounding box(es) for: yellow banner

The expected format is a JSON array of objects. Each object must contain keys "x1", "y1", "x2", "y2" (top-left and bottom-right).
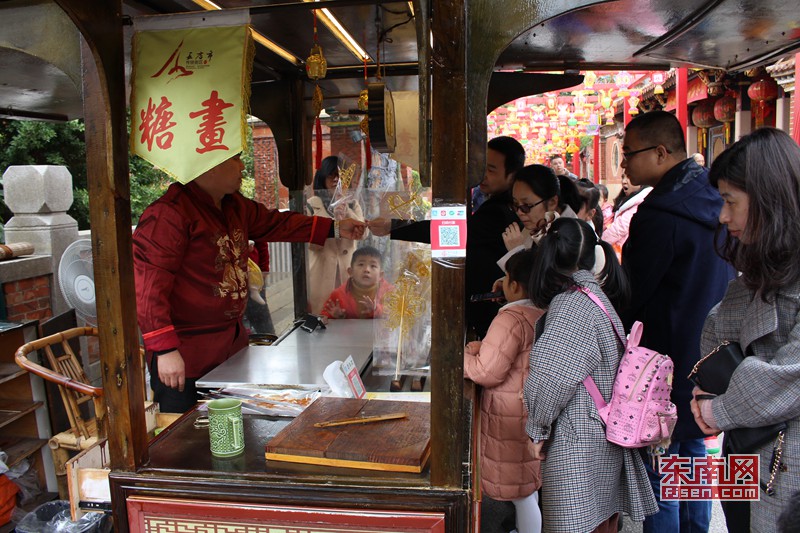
[{"x1": 130, "y1": 25, "x2": 253, "y2": 183}]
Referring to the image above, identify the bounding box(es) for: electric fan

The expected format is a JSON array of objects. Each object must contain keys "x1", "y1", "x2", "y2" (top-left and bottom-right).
[{"x1": 58, "y1": 238, "x2": 97, "y2": 326}]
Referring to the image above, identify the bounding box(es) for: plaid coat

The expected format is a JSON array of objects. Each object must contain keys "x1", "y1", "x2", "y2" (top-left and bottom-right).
[
  {"x1": 702, "y1": 277, "x2": 800, "y2": 533},
  {"x1": 524, "y1": 271, "x2": 657, "y2": 533}
]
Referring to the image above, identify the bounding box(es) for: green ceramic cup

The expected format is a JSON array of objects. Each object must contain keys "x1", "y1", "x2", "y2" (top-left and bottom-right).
[{"x1": 207, "y1": 398, "x2": 244, "y2": 457}]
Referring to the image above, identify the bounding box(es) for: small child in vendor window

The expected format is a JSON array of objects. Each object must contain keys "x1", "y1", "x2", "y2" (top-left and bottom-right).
[
  {"x1": 464, "y1": 248, "x2": 543, "y2": 533},
  {"x1": 320, "y1": 246, "x2": 393, "y2": 319}
]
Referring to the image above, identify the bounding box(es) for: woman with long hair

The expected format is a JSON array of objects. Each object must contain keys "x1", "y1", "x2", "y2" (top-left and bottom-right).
[
  {"x1": 691, "y1": 128, "x2": 800, "y2": 532},
  {"x1": 305, "y1": 155, "x2": 365, "y2": 314}
]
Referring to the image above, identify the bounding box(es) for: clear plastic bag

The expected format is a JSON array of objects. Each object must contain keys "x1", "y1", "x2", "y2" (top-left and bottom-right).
[{"x1": 16, "y1": 501, "x2": 111, "y2": 533}]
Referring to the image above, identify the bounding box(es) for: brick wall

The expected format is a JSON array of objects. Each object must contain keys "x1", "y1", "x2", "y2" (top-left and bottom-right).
[
  {"x1": 252, "y1": 124, "x2": 290, "y2": 208},
  {"x1": 329, "y1": 125, "x2": 364, "y2": 167},
  {"x1": 251, "y1": 121, "x2": 367, "y2": 201},
  {"x1": 3, "y1": 275, "x2": 53, "y2": 322}
]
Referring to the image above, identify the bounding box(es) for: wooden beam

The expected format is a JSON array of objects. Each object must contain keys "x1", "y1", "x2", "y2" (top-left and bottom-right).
[
  {"x1": 55, "y1": 0, "x2": 148, "y2": 483},
  {"x1": 429, "y1": 0, "x2": 466, "y2": 489}
]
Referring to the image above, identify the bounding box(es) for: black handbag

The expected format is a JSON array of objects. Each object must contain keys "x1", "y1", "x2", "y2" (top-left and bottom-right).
[
  {"x1": 688, "y1": 341, "x2": 744, "y2": 395},
  {"x1": 689, "y1": 341, "x2": 787, "y2": 454}
]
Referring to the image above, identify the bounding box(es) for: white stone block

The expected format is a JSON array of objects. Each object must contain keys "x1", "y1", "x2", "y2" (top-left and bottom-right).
[{"x1": 2, "y1": 165, "x2": 74, "y2": 214}]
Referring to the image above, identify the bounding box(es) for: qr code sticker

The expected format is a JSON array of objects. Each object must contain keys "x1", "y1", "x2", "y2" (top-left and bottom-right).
[{"x1": 439, "y1": 225, "x2": 460, "y2": 247}]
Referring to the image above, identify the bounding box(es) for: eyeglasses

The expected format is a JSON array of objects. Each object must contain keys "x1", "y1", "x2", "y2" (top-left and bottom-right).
[
  {"x1": 513, "y1": 198, "x2": 546, "y2": 214},
  {"x1": 622, "y1": 146, "x2": 659, "y2": 161}
]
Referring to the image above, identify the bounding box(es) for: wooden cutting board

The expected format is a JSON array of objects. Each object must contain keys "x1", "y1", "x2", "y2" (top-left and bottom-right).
[{"x1": 264, "y1": 397, "x2": 430, "y2": 473}]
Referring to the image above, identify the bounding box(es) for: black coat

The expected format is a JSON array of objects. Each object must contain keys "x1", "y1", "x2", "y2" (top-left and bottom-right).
[
  {"x1": 621, "y1": 159, "x2": 735, "y2": 441},
  {"x1": 390, "y1": 189, "x2": 520, "y2": 337}
]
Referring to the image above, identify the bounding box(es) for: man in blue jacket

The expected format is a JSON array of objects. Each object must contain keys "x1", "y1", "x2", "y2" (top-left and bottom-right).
[{"x1": 620, "y1": 111, "x2": 734, "y2": 533}]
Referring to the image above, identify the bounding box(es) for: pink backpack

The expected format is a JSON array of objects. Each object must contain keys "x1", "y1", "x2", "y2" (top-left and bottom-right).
[{"x1": 577, "y1": 287, "x2": 678, "y2": 448}]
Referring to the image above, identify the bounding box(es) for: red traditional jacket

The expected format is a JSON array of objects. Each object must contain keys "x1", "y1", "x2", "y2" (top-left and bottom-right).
[{"x1": 133, "y1": 181, "x2": 331, "y2": 378}]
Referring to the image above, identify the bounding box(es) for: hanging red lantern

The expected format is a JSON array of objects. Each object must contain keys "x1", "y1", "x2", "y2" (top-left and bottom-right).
[
  {"x1": 747, "y1": 77, "x2": 779, "y2": 129},
  {"x1": 692, "y1": 100, "x2": 717, "y2": 129},
  {"x1": 692, "y1": 100, "x2": 718, "y2": 151},
  {"x1": 747, "y1": 78, "x2": 778, "y2": 103},
  {"x1": 714, "y1": 95, "x2": 736, "y2": 144},
  {"x1": 713, "y1": 95, "x2": 736, "y2": 122}
]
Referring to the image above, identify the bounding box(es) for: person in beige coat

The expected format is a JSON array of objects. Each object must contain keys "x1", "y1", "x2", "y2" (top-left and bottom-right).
[
  {"x1": 306, "y1": 156, "x2": 365, "y2": 314},
  {"x1": 464, "y1": 249, "x2": 543, "y2": 533}
]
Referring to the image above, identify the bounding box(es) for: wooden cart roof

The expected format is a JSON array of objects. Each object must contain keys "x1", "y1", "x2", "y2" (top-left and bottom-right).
[{"x1": 3, "y1": 0, "x2": 798, "y2": 122}]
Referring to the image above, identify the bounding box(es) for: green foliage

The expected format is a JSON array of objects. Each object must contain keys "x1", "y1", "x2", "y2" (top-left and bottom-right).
[
  {"x1": 238, "y1": 124, "x2": 255, "y2": 199},
  {"x1": 129, "y1": 155, "x2": 171, "y2": 224}
]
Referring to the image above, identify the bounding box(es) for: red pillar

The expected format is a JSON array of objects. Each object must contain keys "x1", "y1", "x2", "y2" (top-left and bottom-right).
[
  {"x1": 675, "y1": 67, "x2": 689, "y2": 133},
  {"x1": 793, "y1": 52, "x2": 800, "y2": 143},
  {"x1": 623, "y1": 98, "x2": 632, "y2": 126},
  {"x1": 572, "y1": 151, "x2": 580, "y2": 177},
  {"x1": 593, "y1": 135, "x2": 600, "y2": 183}
]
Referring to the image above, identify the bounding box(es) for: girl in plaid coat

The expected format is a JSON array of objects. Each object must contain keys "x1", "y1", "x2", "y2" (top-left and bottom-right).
[
  {"x1": 523, "y1": 218, "x2": 657, "y2": 533},
  {"x1": 465, "y1": 249, "x2": 544, "y2": 533}
]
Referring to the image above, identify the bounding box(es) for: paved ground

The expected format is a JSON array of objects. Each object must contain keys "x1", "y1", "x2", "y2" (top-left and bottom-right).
[{"x1": 481, "y1": 496, "x2": 729, "y2": 532}]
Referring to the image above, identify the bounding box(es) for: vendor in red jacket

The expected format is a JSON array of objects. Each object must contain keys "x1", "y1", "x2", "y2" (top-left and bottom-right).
[{"x1": 133, "y1": 153, "x2": 366, "y2": 413}]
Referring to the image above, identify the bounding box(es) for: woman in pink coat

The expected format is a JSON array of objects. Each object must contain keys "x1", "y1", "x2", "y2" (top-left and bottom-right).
[
  {"x1": 464, "y1": 249, "x2": 543, "y2": 533},
  {"x1": 601, "y1": 171, "x2": 651, "y2": 259}
]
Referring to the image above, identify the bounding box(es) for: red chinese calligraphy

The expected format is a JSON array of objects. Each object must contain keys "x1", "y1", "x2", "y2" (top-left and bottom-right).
[
  {"x1": 139, "y1": 96, "x2": 176, "y2": 151},
  {"x1": 151, "y1": 39, "x2": 193, "y2": 81},
  {"x1": 189, "y1": 90, "x2": 234, "y2": 154},
  {"x1": 728, "y1": 454, "x2": 758, "y2": 484},
  {"x1": 659, "y1": 455, "x2": 693, "y2": 485},
  {"x1": 693, "y1": 455, "x2": 726, "y2": 485}
]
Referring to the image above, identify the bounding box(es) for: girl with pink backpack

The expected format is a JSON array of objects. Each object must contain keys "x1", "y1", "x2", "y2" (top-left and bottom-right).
[{"x1": 523, "y1": 217, "x2": 657, "y2": 533}]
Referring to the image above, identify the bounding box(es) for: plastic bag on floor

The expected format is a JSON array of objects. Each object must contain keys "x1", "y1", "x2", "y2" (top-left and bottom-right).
[
  {"x1": 15, "y1": 500, "x2": 111, "y2": 533},
  {"x1": 6, "y1": 460, "x2": 41, "y2": 506}
]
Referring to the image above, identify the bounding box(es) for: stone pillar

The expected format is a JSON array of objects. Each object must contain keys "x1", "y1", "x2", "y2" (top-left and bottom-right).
[
  {"x1": 3, "y1": 165, "x2": 79, "y2": 315},
  {"x1": 776, "y1": 96, "x2": 791, "y2": 133},
  {"x1": 686, "y1": 125, "x2": 699, "y2": 155}
]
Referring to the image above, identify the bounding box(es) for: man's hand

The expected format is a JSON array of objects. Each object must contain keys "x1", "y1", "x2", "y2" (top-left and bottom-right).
[
  {"x1": 366, "y1": 218, "x2": 392, "y2": 237},
  {"x1": 157, "y1": 350, "x2": 186, "y2": 392},
  {"x1": 491, "y1": 277, "x2": 504, "y2": 293},
  {"x1": 339, "y1": 218, "x2": 367, "y2": 239}
]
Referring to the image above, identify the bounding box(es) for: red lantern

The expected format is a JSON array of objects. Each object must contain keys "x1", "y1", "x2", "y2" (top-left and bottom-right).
[
  {"x1": 748, "y1": 77, "x2": 779, "y2": 129},
  {"x1": 692, "y1": 100, "x2": 718, "y2": 151},
  {"x1": 691, "y1": 100, "x2": 717, "y2": 129},
  {"x1": 714, "y1": 95, "x2": 736, "y2": 144},
  {"x1": 747, "y1": 78, "x2": 778, "y2": 102}
]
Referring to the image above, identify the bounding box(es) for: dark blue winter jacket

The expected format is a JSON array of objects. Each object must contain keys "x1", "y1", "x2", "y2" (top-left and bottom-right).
[{"x1": 621, "y1": 158, "x2": 735, "y2": 442}]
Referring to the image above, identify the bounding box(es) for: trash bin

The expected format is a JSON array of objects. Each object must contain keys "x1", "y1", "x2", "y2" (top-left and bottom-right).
[{"x1": 15, "y1": 500, "x2": 111, "y2": 533}]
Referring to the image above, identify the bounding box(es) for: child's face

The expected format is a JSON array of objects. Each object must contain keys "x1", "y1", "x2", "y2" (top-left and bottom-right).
[{"x1": 348, "y1": 255, "x2": 382, "y2": 289}]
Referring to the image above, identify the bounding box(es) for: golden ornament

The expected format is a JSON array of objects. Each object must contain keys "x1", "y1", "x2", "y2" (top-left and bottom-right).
[
  {"x1": 357, "y1": 89, "x2": 369, "y2": 112},
  {"x1": 312, "y1": 85, "x2": 324, "y2": 117},
  {"x1": 338, "y1": 162, "x2": 356, "y2": 189},
  {"x1": 305, "y1": 43, "x2": 327, "y2": 81}
]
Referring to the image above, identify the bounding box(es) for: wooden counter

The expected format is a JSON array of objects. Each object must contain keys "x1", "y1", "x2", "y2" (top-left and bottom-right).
[{"x1": 110, "y1": 387, "x2": 475, "y2": 533}]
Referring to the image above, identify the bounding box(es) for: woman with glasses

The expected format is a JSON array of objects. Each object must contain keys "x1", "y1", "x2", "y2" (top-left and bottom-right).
[{"x1": 497, "y1": 165, "x2": 580, "y2": 271}]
